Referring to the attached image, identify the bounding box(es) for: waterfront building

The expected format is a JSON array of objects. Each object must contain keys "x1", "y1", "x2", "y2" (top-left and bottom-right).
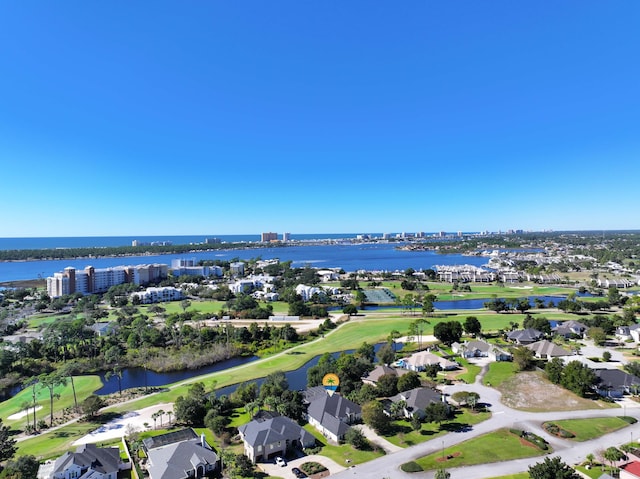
[
  {"x1": 171, "y1": 258, "x2": 222, "y2": 278},
  {"x1": 261, "y1": 232, "x2": 278, "y2": 242},
  {"x1": 230, "y1": 262, "x2": 245, "y2": 276},
  {"x1": 131, "y1": 286, "x2": 183, "y2": 304},
  {"x1": 282, "y1": 232, "x2": 291, "y2": 241},
  {"x1": 46, "y1": 264, "x2": 168, "y2": 298}
]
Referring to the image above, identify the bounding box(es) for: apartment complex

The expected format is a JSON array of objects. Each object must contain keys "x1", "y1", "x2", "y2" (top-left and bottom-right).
[
  {"x1": 46, "y1": 264, "x2": 168, "y2": 298},
  {"x1": 260, "y1": 232, "x2": 278, "y2": 242},
  {"x1": 171, "y1": 258, "x2": 222, "y2": 278}
]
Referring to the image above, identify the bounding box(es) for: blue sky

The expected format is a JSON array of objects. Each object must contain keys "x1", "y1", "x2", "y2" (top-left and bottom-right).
[{"x1": 1, "y1": 1, "x2": 639, "y2": 237}]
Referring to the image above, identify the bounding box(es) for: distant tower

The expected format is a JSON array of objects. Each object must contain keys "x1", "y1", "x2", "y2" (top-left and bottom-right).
[
  {"x1": 261, "y1": 232, "x2": 278, "y2": 242},
  {"x1": 282, "y1": 232, "x2": 291, "y2": 242}
]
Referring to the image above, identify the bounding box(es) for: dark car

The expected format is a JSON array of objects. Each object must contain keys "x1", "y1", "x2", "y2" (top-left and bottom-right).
[{"x1": 291, "y1": 467, "x2": 307, "y2": 478}]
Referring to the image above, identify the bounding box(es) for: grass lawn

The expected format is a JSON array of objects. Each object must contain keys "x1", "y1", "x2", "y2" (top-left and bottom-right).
[
  {"x1": 386, "y1": 409, "x2": 491, "y2": 448},
  {"x1": 16, "y1": 422, "x2": 97, "y2": 459},
  {"x1": 483, "y1": 361, "x2": 518, "y2": 387},
  {"x1": 544, "y1": 416, "x2": 630, "y2": 441},
  {"x1": 302, "y1": 425, "x2": 384, "y2": 465},
  {"x1": 27, "y1": 312, "x2": 66, "y2": 328},
  {"x1": 413, "y1": 428, "x2": 548, "y2": 470},
  {"x1": 139, "y1": 299, "x2": 291, "y2": 316},
  {"x1": 1, "y1": 375, "x2": 103, "y2": 427},
  {"x1": 452, "y1": 358, "x2": 482, "y2": 384},
  {"x1": 575, "y1": 464, "x2": 611, "y2": 478}
]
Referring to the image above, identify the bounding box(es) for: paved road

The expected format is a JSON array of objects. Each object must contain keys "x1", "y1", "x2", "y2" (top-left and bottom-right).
[{"x1": 331, "y1": 359, "x2": 640, "y2": 479}]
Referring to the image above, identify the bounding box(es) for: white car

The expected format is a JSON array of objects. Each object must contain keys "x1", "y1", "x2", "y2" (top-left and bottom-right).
[{"x1": 275, "y1": 456, "x2": 286, "y2": 467}]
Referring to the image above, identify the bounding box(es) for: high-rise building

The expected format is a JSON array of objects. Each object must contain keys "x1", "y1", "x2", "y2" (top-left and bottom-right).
[
  {"x1": 46, "y1": 264, "x2": 168, "y2": 298},
  {"x1": 282, "y1": 232, "x2": 291, "y2": 242},
  {"x1": 261, "y1": 232, "x2": 278, "y2": 242}
]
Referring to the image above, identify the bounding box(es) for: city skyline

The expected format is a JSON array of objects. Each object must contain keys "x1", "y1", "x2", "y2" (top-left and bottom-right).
[{"x1": 1, "y1": 1, "x2": 639, "y2": 237}]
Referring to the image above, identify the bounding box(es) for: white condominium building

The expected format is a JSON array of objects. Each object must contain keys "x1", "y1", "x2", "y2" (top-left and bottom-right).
[{"x1": 46, "y1": 264, "x2": 169, "y2": 298}]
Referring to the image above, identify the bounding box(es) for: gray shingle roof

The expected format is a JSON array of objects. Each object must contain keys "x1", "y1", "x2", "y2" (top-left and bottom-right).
[
  {"x1": 306, "y1": 393, "x2": 361, "y2": 436},
  {"x1": 238, "y1": 416, "x2": 314, "y2": 449},
  {"x1": 52, "y1": 443, "x2": 120, "y2": 477}
]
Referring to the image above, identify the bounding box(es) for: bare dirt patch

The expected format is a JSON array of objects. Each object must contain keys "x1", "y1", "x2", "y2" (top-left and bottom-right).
[{"x1": 497, "y1": 371, "x2": 610, "y2": 411}]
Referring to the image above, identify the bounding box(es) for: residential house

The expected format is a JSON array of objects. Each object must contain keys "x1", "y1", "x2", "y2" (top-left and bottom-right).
[
  {"x1": 49, "y1": 443, "x2": 121, "y2": 479},
  {"x1": 143, "y1": 428, "x2": 218, "y2": 479},
  {"x1": 499, "y1": 271, "x2": 520, "y2": 283},
  {"x1": 553, "y1": 320, "x2": 588, "y2": 339},
  {"x1": 90, "y1": 321, "x2": 116, "y2": 337},
  {"x1": 620, "y1": 460, "x2": 640, "y2": 479},
  {"x1": 306, "y1": 392, "x2": 362, "y2": 443},
  {"x1": 362, "y1": 365, "x2": 409, "y2": 387},
  {"x1": 452, "y1": 340, "x2": 512, "y2": 362},
  {"x1": 398, "y1": 351, "x2": 458, "y2": 372},
  {"x1": 594, "y1": 369, "x2": 640, "y2": 398},
  {"x1": 598, "y1": 278, "x2": 634, "y2": 289},
  {"x1": 295, "y1": 284, "x2": 326, "y2": 302},
  {"x1": 525, "y1": 340, "x2": 572, "y2": 360},
  {"x1": 616, "y1": 324, "x2": 640, "y2": 343},
  {"x1": 238, "y1": 415, "x2": 315, "y2": 463},
  {"x1": 507, "y1": 328, "x2": 543, "y2": 345},
  {"x1": 384, "y1": 387, "x2": 445, "y2": 419}
]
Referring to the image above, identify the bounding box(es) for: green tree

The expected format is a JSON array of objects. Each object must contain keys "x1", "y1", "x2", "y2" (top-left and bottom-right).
[
  {"x1": 0, "y1": 417, "x2": 16, "y2": 463},
  {"x1": 344, "y1": 427, "x2": 369, "y2": 449},
  {"x1": 422, "y1": 294, "x2": 436, "y2": 318},
  {"x1": 544, "y1": 357, "x2": 564, "y2": 384},
  {"x1": 410, "y1": 414, "x2": 422, "y2": 431},
  {"x1": 356, "y1": 342, "x2": 375, "y2": 363},
  {"x1": 463, "y1": 316, "x2": 482, "y2": 337},
  {"x1": 39, "y1": 372, "x2": 66, "y2": 427},
  {"x1": 435, "y1": 469, "x2": 451, "y2": 479},
  {"x1": 588, "y1": 326, "x2": 607, "y2": 346},
  {"x1": 512, "y1": 346, "x2": 535, "y2": 371},
  {"x1": 528, "y1": 456, "x2": 580, "y2": 479},
  {"x1": 377, "y1": 342, "x2": 395, "y2": 366},
  {"x1": 174, "y1": 382, "x2": 208, "y2": 426},
  {"x1": 205, "y1": 409, "x2": 229, "y2": 435},
  {"x1": 375, "y1": 374, "x2": 398, "y2": 397},
  {"x1": 362, "y1": 400, "x2": 391, "y2": 434},
  {"x1": 433, "y1": 321, "x2": 463, "y2": 346},
  {"x1": 81, "y1": 395, "x2": 106, "y2": 418},
  {"x1": 603, "y1": 447, "x2": 625, "y2": 475},
  {"x1": 397, "y1": 371, "x2": 421, "y2": 392},
  {"x1": 343, "y1": 304, "x2": 358, "y2": 316},
  {"x1": 560, "y1": 361, "x2": 597, "y2": 397},
  {"x1": 0, "y1": 455, "x2": 39, "y2": 478},
  {"x1": 424, "y1": 401, "x2": 449, "y2": 426}
]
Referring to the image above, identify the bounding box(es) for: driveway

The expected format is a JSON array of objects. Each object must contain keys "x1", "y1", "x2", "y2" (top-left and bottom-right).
[{"x1": 258, "y1": 454, "x2": 347, "y2": 479}]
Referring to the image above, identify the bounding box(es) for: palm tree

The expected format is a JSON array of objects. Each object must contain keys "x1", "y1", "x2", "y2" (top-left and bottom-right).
[
  {"x1": 39, "y1": 373, "x2": 66, "y2": 427},
  {"x1": 603, "y1": 446, "x2": 624, "y2": 475},
  {"x1": 59, "y1": 361, "x2": 80, "y2": 413},
  {"x1": 157, "y1": 409, "x2": 165, "y2": 428},
  {"x1": 105, "y1": 367, "x2": 123, "y2": 396},
  {"x1": 151, "y1": 411, "x2": 160, "y2": 430},
  {"x1": 435, "y1": 468, "x2": 450, "y2": 479}
]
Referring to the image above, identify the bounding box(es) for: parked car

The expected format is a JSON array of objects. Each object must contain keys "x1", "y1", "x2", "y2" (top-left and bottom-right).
[
  {"x1": 275, "y1": 456, "x2": 286, "y2": 467},
  {"x1": 292, "y1": 467, "x2": 307, "y2": 478}
]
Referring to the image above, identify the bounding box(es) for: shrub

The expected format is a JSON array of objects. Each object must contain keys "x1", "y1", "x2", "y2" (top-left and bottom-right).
[
  {"x1": 300, "y1": 462, "x2": 328, "y2": 475},
  {"x1": 620, "y1": 416, "x2": 638, "y2": 424},
  {"x1": 401, "y1": 461, "x2": 424, "y2": 472}
]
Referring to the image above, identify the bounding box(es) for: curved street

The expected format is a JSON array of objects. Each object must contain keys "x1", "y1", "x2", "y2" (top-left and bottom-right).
[{"x1": 331, "y1": 358, "x2": 640, "y2": 479}]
